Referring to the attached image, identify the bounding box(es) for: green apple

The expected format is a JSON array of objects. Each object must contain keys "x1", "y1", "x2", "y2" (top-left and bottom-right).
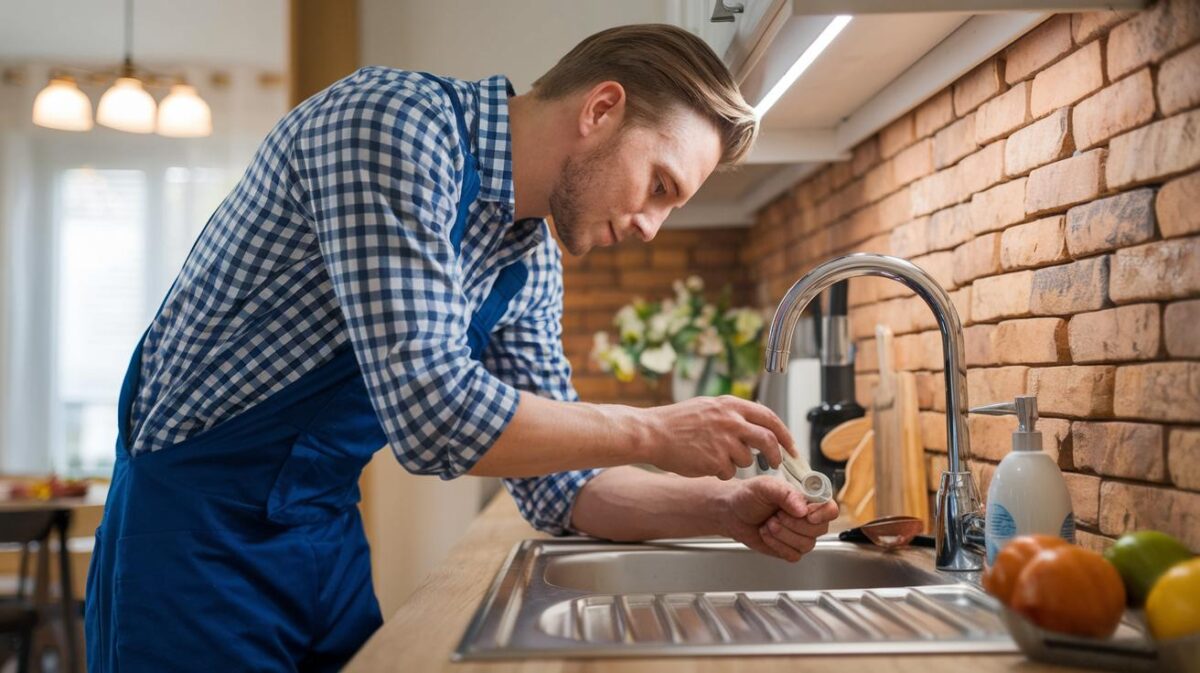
[{"x1": 1104, "y1": 531, "x2": 1194, "y2": 606}]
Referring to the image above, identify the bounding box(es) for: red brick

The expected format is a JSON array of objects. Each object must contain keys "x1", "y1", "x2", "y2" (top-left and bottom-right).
[
  {"x1": 1156, "y1": 170, "x2": 1200, "y2": 239},
  {"x1": 649, "y1": 248, "x2": 689, "y2": 268},
  {"x1": 1159, "y1": 42, "x2": 1200, "y2": 116},
  {"x1": 952, "y1": 233, "x2": 1001, "y2": 285},
  {"x1": 1169, "y1": 428, "x2": 1200, "y2": 491},
  {"x1": 1114, "y1": 362, "x2": 1200, "y2": 423},
  {"x1": 863, "y1": 161, "x2": 896, "y2": 203},
  {"x1": 894, "y1": 139, "x2": 934, "y2": 187},
  {"x1": 1025, "y1": 149, "x2": 1106, "y2": 216},
  {"x1": 1110, "y1": 238, "x2": 1200, "y2": 302},
  {"x1": 1076, "y1": 530, "x2": 1117, "y2": 554},
  {"x1": 933, "y1": 114, "x2": 978, "y2": 169},
  {"x1": 890, "y1": 217, "x2": 929, "y2": 259},
  {"x1": 973, "y1": 415, "x2": 1072, "y2": 465},
  {"x1": 1030, "y1": 41, "x2": 1104, "y2": 118},
  {"x1": 1072, "y1": 69, "x2": 1156, "y2": 151},
  {"x1": 993, "y1": 317, "x2": 1069, "y2": 365},
  {"x1": 951, "y1": 286, "x2": 972, "y2": 327},
  {"x1": 851, "y1": 138, "x2": 880, "y2": 177},
  {"x1": 967, "y1": 366, "x2": 1029, "y2": 406},
  {"x1": 959, "y1": 140, "x2": 1007, "y2": 197},
  {"x1": 910, "y1": 250, "x2": 956, "y2": 292},
  {"x1": 1030, "y1": 256, "x2": 1109, "y2": 316},
  {"x1": 953, "y1": 59, "x2": 1003, "y2": 116},
  {"x1": 965, "y1": 323, "x2": 997, "y2": 367},
  {"x1": 975, "y1": 81, "x2": 1031, "y2": 144},
  {"x1": 1164, "y1": 300, "x2": 1200, "y2": 358},
  {"x1": 1065, "y1": 188, "x2": 1156, "y2": 257},
  {"x1": 1107, "y1": 109, "x2": 1200, "y2": 189},
  {"x1": 915, "y1": 88, "x2": 954, "y2": 139},
  {"x1": 926, "y1": 204, "x2": 973, "y2": 252},
  {"x1": 879, "y1": 113, "x2": 916, "y2": 159},
  {"x1": 1099, "y1": 481, "x2": 1200, "y2": 549},
  {"x1": 878, "y1": 190, "x2": 912, "y2": 232},
  {"x1": 1071, "y1": 10, "x2": 1135, "y2": 45},
  {"x1": 917, "y1": 371, "x2": 947, "y2": 413},
  {"x1": 1064, "y1": 472, "x2": 1102, "y2": 527},
  {"x1": 1073, "y1": 421, "x2": 1166, "y2": 481},
  {"x1": 1005, "y1": 16, "x2": 1074, "y2": 84},
  {"x1": 1000, "y1": 216, "x2": 1069, "y2": 271},
  {"x1": 1029, "y1": 365, "x2": 1116, "y2": 417},
  {"x1": 693, "y1": 247, "x2": 740, "y2": 267},
  {"x1": 969, "y1": 178, "x2": 1026, "y2": 235},
  {"x1": 1106, "y1": 0, "x2": 1200, "y2": 80},
  {"x1": 921, "y1": 411, "x2": 948, "y2": 452},
  {"x1": 1069, "y1": 304, "x2": 1162, "y2": 363},
  {"x1": 910, "y1": 168, "x2": 960, "y2": 217},
  {"x1": 972, "y1": 271, "x2": 1033, "y2": 322},
  {"x1": 1005, "y1": 108, "x2": 1073, "y2": 178}
]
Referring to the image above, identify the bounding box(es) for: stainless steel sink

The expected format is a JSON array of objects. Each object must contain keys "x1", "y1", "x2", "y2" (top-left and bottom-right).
[{"x1": 453, "y1": 536, "x2": 1023, "y2": 660}]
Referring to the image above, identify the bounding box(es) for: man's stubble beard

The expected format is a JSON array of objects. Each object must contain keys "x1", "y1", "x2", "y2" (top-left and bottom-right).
[{"x1": 548, "y1": 142, "x2": 615, "y2": 257}]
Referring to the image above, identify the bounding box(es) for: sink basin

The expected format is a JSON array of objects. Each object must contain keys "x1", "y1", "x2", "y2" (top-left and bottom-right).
[
  {"x1": 544, "y1": 546, "x2": 945, "y2": 593},
  {"x1": 453, "y1": 536, "x2": 1024, "y2": 660}
]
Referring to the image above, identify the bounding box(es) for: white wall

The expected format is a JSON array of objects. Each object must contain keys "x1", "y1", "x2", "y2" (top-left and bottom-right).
[{"x1": 360, "y1": 0, "x2": 672, "y2": 92}]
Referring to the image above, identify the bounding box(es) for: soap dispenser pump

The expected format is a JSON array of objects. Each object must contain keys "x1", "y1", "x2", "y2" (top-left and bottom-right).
[{"x1": 971, "y1": 395, "x2": 1075, "y2": 565}]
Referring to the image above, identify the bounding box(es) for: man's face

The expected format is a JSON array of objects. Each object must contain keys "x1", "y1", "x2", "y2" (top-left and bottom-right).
[{"x1": 549, "y1": 106, "x2": 724, "y2": 256}]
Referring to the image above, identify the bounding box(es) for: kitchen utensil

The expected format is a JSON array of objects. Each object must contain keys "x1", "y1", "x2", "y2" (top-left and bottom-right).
[
  {"x1": 837, "y1": 429, "x2": 875, "y2": 523},
  {"x1": 897, "y1": 370, "x2": 930, "y2": 529},
  {"x1": 819, "y1": 415, "x2": 871, "y2": 461},
  {"x1": 872, "y1": 326, "x2": 905, "y2": 517},
  {"x1": 838, "y1": 515, "x2": 934, "y2": 549}
]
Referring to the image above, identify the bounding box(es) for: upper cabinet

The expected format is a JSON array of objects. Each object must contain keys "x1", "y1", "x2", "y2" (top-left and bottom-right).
[{"x1": 664, "y1": 0, "x2": 1146, "y2": 229}]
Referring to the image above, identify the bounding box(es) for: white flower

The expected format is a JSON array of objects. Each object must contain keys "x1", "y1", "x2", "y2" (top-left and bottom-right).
[
  {"x1": 666, "y1": 310, "x2": 692, "y2": 336},
  {"x1": 647, "y1": 313, "x2": 670, "y2": 342},
  {"x1": 610, "y1": 348, "x2": 636, "y2": 382},
  {"x1": 614, "y1": 304, "x2": 638, "y2": 328},
  {"x1": 730, "y1": 308, "x2": 764, "y2": 345},
  {"x1": 685, "y1": 275, "x2": 704, "y2": 292},
  {"x1": 697, "y1": 326, "x2": 723, "y2": 356},
  {"x1": 639, "y1": 342, "x2": 677, "y2": 375},
  {"x1": 696, "y1": 304, "x2": 717, "y2": 329}
]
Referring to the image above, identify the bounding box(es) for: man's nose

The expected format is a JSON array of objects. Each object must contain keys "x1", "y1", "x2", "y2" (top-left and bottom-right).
[{"x1": 635, "y1": 209, "x2": 669, "y2": 242}]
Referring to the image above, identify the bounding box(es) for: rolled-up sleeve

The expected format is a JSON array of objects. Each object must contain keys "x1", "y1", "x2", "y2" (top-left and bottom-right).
[
  {"x1": 293, "y1": 70, "x2": 520, "y2": 479},
  {"x1": 483, "y1": 239, "x2": 601, "y2": 535}
]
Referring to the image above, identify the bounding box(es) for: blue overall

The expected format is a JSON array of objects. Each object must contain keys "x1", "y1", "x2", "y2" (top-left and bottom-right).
[{"x1": 85, "y1": 76, "x2": 528, "y2": 672}]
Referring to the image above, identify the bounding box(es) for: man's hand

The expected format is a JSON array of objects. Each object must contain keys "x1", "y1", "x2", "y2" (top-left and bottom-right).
[
  {"x1": 717, "y1": 476, "x2": 839, "y2": 562},
  {"x1": 641, "y1": 395, "x2": 795, "y2": 480}
]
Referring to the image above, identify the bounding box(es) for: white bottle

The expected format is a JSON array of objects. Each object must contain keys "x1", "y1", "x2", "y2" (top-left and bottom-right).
[{"x1": 972, "y1": 395, "x2": 1075, "y2": 565}]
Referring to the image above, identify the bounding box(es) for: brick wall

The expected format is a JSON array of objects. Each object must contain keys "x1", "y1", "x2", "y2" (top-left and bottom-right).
[
  {"x1": 562, "y1": 227, "x2": 750, "y2": 407},
  {"x1": 740, "y1": 2, "x2": 1200, "y2": 551}
]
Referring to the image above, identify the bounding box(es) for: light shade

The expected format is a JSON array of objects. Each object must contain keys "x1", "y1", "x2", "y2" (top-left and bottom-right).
[
  {"x1": 32, "y1": 76, "x2": 94, "y2": 131},
  {"x1": 156, "y1": 84, "x2": 212, "y2": 137},
  {"x1": 754, "y1": 15, "x2": 853, "y2": 119},
  {"x1": 97, "y1": 77, "x2": 157, "y2": 133}
]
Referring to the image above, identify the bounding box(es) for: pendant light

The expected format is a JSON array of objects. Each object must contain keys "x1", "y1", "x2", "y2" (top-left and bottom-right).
[
  {"x1": 157, "y1": 83, "x2": 212, "y2": 137},
  {"x1": 96, "y1": 0, "x2": 157, "y2": 134},
  {"x1": 32, "y1": 75, "x2": 94, "y2": 131}
]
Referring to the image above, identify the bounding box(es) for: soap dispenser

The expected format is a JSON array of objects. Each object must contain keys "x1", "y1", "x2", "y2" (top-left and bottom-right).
[{"x1": 971, "y1": 395, "x2": 1075, "y2": 565}]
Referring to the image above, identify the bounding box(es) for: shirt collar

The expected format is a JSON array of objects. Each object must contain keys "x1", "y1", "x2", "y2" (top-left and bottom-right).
[{"x1": 474, "y1": 75, "x2": 516, "y2": 206}]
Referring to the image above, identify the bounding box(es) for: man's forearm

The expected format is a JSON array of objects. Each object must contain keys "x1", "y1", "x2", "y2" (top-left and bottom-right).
[
  {"x1": 467, "y1": 391, "x2": 651, "y2": 477},
  {"x1": 567, "y1": 465, "x2": 736, "y2": 541}
]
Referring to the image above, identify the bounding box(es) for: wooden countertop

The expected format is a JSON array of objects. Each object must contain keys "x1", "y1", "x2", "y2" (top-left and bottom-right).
[{"x1": 345, "y1": 493, "x2": 1072, "y2": 672}]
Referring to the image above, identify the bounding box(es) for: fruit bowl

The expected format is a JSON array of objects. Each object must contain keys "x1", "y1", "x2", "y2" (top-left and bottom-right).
[{"x1": 1002, "y1": 606, "x2": 1199, "y2": 673}]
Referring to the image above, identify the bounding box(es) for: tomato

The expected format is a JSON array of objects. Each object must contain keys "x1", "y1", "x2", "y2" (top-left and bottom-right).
[
  {"x1": 1104, "y1": 531, "x2": 1194, "y2": 606},
  {"x1": 1145, "y1": 557, "x2": 1200, "y2": 641},
  {"x1": 982, "y1": 534, "x2": 1069, "y2": 606},
  {"x1": 1010, "y1": 545, "x2": 1126, "y2": 638}
]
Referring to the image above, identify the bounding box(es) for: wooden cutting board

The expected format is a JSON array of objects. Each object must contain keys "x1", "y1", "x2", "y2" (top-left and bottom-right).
[
  {"x1": 872, "y1": 326, "x2": 905, "y2": 518},
  {"x1": 897, "y1": 370, "x2": 930, "y2": 531},
  {"x1": 836, "y1": 429, "x2": 875, "y2": 523}
]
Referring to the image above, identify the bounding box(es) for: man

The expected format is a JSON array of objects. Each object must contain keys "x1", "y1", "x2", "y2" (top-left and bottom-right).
[{"x1": 86, "y1": 24, "x2": 838, "y2": 672}]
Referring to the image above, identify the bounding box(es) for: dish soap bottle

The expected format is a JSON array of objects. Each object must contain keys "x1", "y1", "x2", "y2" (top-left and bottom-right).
[{"x1": 971, "y1": 395, "x2": 1074, "y2": 565}]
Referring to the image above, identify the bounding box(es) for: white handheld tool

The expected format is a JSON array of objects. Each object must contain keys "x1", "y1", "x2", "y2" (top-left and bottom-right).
[{"x1": 779, "y1": 450, "x2": 834, "y2": 504}]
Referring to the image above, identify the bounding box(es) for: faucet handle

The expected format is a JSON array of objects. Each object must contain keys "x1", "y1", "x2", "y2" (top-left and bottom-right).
[{"x1": 970, "y1": 395, "x2": 1038, "y2": 433}]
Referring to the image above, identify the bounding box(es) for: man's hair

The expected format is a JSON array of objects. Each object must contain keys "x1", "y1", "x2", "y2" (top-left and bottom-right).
[{"x1": 532, "y1": 24, "x2": 758, "y2": 167}]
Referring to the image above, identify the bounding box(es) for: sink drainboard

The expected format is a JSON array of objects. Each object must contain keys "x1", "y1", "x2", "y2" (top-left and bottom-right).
[
  {"x1": 454, "y1": 538, "x2": 1023, "y2": 660},
  {"x1": 539, "y1": 586, "x2": 1011, "y2": 652}
]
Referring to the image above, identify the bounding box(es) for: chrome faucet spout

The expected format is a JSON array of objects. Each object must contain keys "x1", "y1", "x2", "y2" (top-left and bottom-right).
[{"x1": 763, "y1": 253, "x2": 984, "y2": 571}]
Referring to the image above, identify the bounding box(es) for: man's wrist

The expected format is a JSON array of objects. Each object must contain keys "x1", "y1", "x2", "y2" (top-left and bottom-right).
[
  {"x1": 600, "y1": 404, "x2": 660, "y2": 466},
  {"x1": 704, "y1": 476, "x2": 739, "y2": 538}
]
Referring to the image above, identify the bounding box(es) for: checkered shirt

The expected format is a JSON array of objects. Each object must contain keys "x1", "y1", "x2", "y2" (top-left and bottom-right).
[{"x1": 127, "y1": 67, "x2": 598, "y2": 535}]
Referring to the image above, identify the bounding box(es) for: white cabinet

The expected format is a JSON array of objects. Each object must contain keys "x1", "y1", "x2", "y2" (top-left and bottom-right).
[{"x1": 669, "y1": 0, "x2": 787, "y2": 83}]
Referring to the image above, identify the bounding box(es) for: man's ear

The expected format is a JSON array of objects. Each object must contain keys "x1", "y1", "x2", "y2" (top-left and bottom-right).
[{"x1": 577, "y1": 81, "x2": 626, "y2": 139}]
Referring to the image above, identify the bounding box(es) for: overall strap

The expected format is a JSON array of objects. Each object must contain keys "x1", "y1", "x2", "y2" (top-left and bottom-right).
[{"x1": 425, "y1": 75, "x2": 480, "y2": 256}]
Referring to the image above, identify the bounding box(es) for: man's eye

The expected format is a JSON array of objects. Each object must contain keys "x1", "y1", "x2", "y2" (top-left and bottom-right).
[{"x1": 653, "y1": 177, "x2": 666, "y2": 196}]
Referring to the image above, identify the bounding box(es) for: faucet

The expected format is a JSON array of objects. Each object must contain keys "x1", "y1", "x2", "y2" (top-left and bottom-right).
[{"x1": 763, "y1": 253, "x2": 986, "y2": 572}]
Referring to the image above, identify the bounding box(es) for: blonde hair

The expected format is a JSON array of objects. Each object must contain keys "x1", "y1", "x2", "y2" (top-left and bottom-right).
[{"x1": 532, "y1": 24, "x2": 759, "y2": 167}]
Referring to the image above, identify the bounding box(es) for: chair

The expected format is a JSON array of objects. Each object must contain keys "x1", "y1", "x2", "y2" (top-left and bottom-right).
[{"x1": 0, "y1": 511, "x2": 56, "y2": 673}]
